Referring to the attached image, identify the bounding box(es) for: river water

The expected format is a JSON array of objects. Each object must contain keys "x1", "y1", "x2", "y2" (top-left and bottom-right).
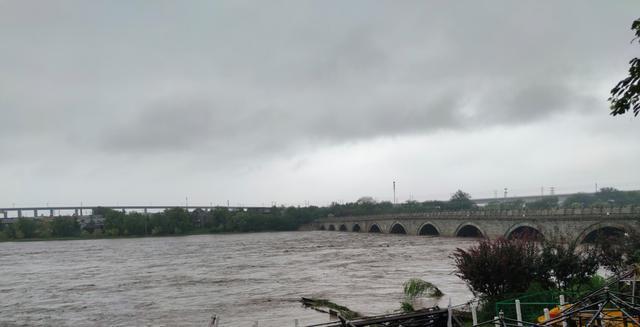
[{"x1": 0, "y1": 231, "x2": 478, "y2": 326}]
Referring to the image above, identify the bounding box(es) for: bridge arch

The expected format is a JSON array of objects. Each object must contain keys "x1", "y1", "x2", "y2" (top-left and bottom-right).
[
  {"x1": 505, "y1": 223, "x2": 544, "y2": 241},
  {"x1": 454, "y1": 222, "x2": 486, "y2": 238},
  {"x1": 368, "y1": 223, "x2": 382, "y2": 233},
  {"x1": 328, "y1": 224, "x2": 336, "y2": 231},
  {"x1": 578, "y1": 222, "x2": 629, "y2": 244},
  {"x1": 339, "y1": 224, "x2": 348, "y2": 232},
  {"x1": 389, "y1": 222, "x2": 408, "y2": 234},
  {"x1": 319, "y1": 225, "x2": 326, "y2": 230},
  {"x1": 418, "y1": 222, "x2": 440, "y2": 236},
  {"x1": 352, "y1": 224, "x2": 361, "y2": 232}
]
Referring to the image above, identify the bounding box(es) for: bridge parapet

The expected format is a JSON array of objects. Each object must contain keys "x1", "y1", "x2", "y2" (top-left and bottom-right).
[
  {"x1": 315, "y1": 206, "x2": 640, "y2": 242},
  {"x1": 317, "y1": 206, "x2": 640, "y2": 223}
]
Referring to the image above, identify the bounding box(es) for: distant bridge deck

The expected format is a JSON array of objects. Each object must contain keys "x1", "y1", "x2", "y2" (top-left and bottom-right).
[{"x1": 0, "y1": 205, "x2": 272, "y2": 218}]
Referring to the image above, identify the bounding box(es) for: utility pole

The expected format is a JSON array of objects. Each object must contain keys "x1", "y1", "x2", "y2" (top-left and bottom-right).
[
  {"x1": 550, "y1": 187, "x2": 555, "y2": 196},
  {"x1": 595, "y1": 183, "x2": 598, "y2": 193},
  {"x1": 393, "y1": 181, "x2": 396, "y2": 205},
  {"x1": 503, "y1": 188, "x2": 508, "y2": 199},
  {"x1": 541, "y1": 186, "x2": 544, "y2": 197}
]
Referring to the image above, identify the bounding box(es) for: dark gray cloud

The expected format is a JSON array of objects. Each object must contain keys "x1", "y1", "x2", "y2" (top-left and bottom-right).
[
  {"x1": 1, "y1": 1, "x2": 639, "y2": 206},
  {"x1": 1, "y1": 1, "x2": 636, "y2": 160}
]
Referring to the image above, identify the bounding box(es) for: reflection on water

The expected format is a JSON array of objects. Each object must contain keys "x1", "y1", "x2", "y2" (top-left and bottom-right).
[{"x1": 0, "y1": 231, "x2": 477, "y2": 326}]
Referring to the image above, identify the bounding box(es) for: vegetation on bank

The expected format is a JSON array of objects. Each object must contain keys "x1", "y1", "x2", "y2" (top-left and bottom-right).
[
  {"x1": 1, "y1": 187, "x2": 639, "y2": 241},
  {"x1": 0, "y1": 206, "x2": 323, "y2": 241},
  {"x1": 451, "y1": 233, "x2": 640, "y2": 322}
]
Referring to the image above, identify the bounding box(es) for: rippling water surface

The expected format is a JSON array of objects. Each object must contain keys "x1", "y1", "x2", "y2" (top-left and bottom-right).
[{"x1": 0, "y1": 231, "x2": 478, "y2": 326}]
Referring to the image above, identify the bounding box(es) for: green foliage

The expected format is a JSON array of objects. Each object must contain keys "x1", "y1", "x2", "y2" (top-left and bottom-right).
[
  {"x1": 453, "y1": 237, "x2": 603, "y2": 305},
  {"x1": 594, "y1": 229, "x2": 640, "y2": 274},
  {"x1": 609, "y1": 18, "x2": 640, "y2": 116},
  {"x1": 562, "y1": 188, "x2": 640, "y2": 208},
  {"x1": 526, "y1": 197, "x2": 558, "y2": 210},
  {"x1": 50, "y1": 217, "x2": 81, "y2": 237},
  {"x1": 538, "y1": 239, "x2": 599, "y2": 291},
  {"x1": 452, "y1": 238, "x2": 542, "y2": 300},
  {"x1": 485, "y1": 200, "x2": 525, "y2": 211},
  {"x1": 37, "y1": 220, "x2": 52, "y2": 238},
  {"x1": 400, "y1": 278, "x2": 443, "y2": 312},
  {"x1": 400, "y1": 301, "x2": 415, "y2": 313},
  {"x1": 446, "y1": 190, "x2": 477, "y2": 210},
  {"x1": 15, "y1": 218, "x2": 38, "y2": 239},
  {"x1": 403, "y1": 278, "x2": 443, "y2": 298}
]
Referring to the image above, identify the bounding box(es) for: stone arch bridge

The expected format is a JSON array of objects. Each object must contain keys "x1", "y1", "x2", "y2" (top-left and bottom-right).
[{"x1": 314, "y1": 206, "x2": 640, "y2": 243}]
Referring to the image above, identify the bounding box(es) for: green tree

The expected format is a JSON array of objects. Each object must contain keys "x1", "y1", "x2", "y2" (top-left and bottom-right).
[
  {"x1": 50, "y1": 217, "x2": 81, "y2": 237},
  {"x1": 527, "y1": 197, "x2": 559, "y2": 210},
  {"x1": 447, "y1": 190, "x2": 476, "y2": 210},
  {"x1": 562, "y1": 193, "x2": 595, "y2": 208},
  {"x1": 15, "y1": 218, "x2": 39, "y2": 239},
  {"x1": 538, "y1": 239, "x2": 599, "y2": 291},
  {"x1": 594, "y1": 230, "x2": 640, "y2": 274},
  {"x1": 122, "y1": 212, "x2": 147, "y2": 236},
  {"x1": 103, "y1": 209, "x2": 126, "y2": 236},
  {"x1": 609, "y1": 18, "x2": 640, "y2": 116},
  {"x1": 451, "y1": 238, "x2": 541, "y2": 300},
  {"x1": 153, "y1": 208, "x2": 192, "y2": 234}
]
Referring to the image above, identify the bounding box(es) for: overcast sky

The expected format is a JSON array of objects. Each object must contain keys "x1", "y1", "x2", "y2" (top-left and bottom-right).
[{"x1": 1, "y1": 1, "x2": 639, "y2": 208}]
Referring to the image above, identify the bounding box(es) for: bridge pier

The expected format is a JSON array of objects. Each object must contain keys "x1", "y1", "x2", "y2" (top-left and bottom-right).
[
  {"x1": 17, "y1": 209, "x2": 22, "y2": 218},
  {"x1": 74, "y1": 209, "x2": 78, "y2": 216},
  {"x1": 33, "y1": 209, "x2": 38, "y2": 217},
  {"x1": 2, "y1": 211, "x2": 6, "y2": 218},
  {"x1": 49, "y1": 209, "x2": 54, "y2": 217}
]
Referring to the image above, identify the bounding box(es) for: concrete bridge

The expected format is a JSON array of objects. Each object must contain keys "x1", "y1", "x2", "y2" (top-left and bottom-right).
[
  {"x1": 0, "y1": 205, "x2": 271, "y2": 219},
  {"x1": 315, "y1": 206, "x2": 640, "y2": 243}
]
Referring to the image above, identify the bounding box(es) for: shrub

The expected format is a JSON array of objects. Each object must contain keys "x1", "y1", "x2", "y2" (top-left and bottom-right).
[
  {"x1": 401, "y1": 278, "x2": 443, "y2": 312},
  {"x1": 538, "y1": 238, "x2": 599, "y2": 291},
  {"x1": 452, "y1": 238, "x2": 542, "y2": 300},
  {"x1": 594, "y1": 230, "x2": 640, "y2": 274}
]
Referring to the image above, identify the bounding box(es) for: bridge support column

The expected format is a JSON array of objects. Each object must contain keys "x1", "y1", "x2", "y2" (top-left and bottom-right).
[
  {"x1": 144, "y1": 208, "x2": 148, "y2": 214},
  {"x1": 17, "y1": 210, "x2": 22, "y2": 218},
  {"x1": 74, "y1": 209, "x2": 78, "y2": 216},
  {"x1": 49, "y1": 209, "x2": 54, "y2": 217},
  {"x1": 2, "y1": 211, "x2": 7, "y2": 218},
  {"x1": 34, "y1": 209, "x2": 38, "y2": 217}
]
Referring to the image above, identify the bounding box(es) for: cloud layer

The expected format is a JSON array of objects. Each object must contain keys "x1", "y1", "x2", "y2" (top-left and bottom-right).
[{"x1": 0, "y1": 1, "x2": 639, "y2": 206}]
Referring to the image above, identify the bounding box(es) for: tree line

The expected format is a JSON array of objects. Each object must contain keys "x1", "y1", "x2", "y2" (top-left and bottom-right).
[
  {"x1": 1, "y1": 188, "x2": 639, "y2": 241},
  {"x1": 0, "y1": 206, "x2": 324, "y2": 241}
]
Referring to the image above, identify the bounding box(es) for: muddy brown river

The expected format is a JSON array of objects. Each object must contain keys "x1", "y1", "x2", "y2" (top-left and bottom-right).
[{"x1": 0, "y1": 231, "x2": 478, "y2": 326}]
